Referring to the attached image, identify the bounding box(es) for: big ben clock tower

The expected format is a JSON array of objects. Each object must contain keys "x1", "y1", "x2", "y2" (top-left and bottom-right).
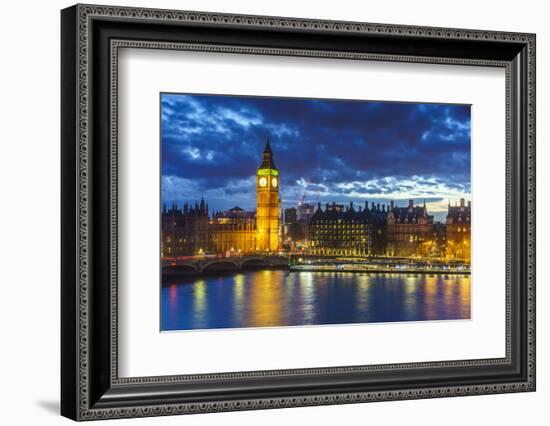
[{"x1": 256, "y1": 138, "x2": 280, "y2": 252}]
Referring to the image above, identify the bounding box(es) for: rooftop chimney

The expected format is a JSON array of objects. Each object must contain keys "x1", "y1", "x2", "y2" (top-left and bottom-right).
[
  {"x1": 460, "y1": 198, "x2": 465, "y2": 208},
  {"x1": 409, "y1": 199, "x2": 414, "y2": 208}
]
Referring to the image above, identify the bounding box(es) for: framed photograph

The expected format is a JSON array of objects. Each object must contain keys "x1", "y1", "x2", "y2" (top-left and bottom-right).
[{"x1": 61, "y1": 4, "x2": 536, "y2": 421}]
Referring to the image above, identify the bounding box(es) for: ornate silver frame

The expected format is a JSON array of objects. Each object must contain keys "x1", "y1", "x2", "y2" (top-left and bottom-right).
[{"x1": 61, "y1": 4, "x2": 536, "y2": 421}]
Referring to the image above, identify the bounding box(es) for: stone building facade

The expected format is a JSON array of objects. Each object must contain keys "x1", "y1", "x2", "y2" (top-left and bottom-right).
[
  {"x1": 308, "y1": 201, "x2": 387, "y2": 256},
  {"x1": 161, "y1": 200, "x2": 209, "y2": 258},
  {"x1": 210, "y1": 207, "x2": 256, "y2": 254},
  {"x1": 386, "y1": 200, "x2": 435, "y2": 257},
  {"x1": 446, "y1": 198, "x2": 471, "y2": 261}
]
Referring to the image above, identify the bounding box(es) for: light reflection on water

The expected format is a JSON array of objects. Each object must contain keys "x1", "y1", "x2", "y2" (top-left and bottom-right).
[{"x1": 161, "y1": 270, "x2": 471, "y2": 331}]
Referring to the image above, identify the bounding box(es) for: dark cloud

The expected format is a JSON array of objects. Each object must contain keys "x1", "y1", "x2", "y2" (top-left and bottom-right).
[{"x1": 161, "y1": 93, "x2": 471, "y2": 221}]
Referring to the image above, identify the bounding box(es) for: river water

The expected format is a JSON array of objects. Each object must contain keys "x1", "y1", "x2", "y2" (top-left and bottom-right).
[{"x1": 161, "y1": 270, "x2": 470, "y2": 331}]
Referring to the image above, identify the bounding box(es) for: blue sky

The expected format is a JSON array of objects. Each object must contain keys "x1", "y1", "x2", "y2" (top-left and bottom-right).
[{"x1": 161, "y1": 93, "x2": 471, "y2": 222}]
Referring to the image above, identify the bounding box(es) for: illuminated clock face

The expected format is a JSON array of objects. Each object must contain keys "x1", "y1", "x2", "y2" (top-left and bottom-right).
[
  {"x1": 259, "y1": 177, "x2": 267, "y2": 187},
  {"x1": 271, "y1": 177, "x2": 278, "y2": 188}
]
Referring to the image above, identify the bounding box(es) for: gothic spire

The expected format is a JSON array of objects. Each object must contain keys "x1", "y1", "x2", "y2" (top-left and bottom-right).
[
  {"x1": 264, "y1": 136, "x2": 272, "y2": 155},
  {"x1": 259, "y1": 136, "x2": 277, "y2": 170}
]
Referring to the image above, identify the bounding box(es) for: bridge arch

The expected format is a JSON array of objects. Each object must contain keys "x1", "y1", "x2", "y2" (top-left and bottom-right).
[
  {"x1": 200, "y1": 260, "x2": 239, "y2": 273},
  {"x1": 162, "y1": 263, "x2": 200, "y2": 274},
  {"x1": 240, "y1": 258, "x2": 269, "y2": 269}
]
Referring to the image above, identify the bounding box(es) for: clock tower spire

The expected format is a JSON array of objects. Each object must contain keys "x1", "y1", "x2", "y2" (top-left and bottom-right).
[{"x1": 256, "y1": 137, "x2": 280, "y2": 252}]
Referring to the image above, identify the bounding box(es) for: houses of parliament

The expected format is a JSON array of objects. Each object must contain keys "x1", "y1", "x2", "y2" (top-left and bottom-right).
[
  {"x1": 161, "y1": 139, "x2": 281, "y2": 258},
  {"x1": 162, "y1": 140, "x2": 471, "y2": 262}
]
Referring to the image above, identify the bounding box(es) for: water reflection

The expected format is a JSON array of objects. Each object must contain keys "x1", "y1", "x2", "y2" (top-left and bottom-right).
[
  {"x1": 232, "y1": 274, "x2": 245, "y2": 325},
  {"x1": 355, "y1": 274, "x2": 372, "y2": 315},
  {"x1": 161, "y1": 270, "x2": 471, "y2": 331},
  {"x1": 248, "y1": 270, "x2": 282, "y2": 327},
  {"x1": 192, "y1": 279, "x2": 207, "y2": 328},
  {"x1": 299, "y1": 272, "x2": 316, "y2": 324},
  {"x1": 423, "y1": 276, "x2": 438, "y2": 320}
]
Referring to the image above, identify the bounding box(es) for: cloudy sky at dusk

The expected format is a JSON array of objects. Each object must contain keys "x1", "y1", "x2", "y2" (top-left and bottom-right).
[{"x1": 161, "y1": 93, "x2": 471, "y2": 222}]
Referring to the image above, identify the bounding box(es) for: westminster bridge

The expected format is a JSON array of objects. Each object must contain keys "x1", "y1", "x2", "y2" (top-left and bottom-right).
[{"x1": 162, "y1": 255, "x2": 289, "y2": 276}]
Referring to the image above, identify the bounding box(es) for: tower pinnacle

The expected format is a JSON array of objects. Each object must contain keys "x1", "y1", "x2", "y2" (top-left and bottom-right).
[{"x1": 259, "y1": 136, "x2": 277, "y2": 170}]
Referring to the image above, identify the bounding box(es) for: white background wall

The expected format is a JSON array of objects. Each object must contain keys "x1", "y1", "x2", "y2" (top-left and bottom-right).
[{"x1": 0, "y1": 0, "x2": 546, "y2": 424}]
